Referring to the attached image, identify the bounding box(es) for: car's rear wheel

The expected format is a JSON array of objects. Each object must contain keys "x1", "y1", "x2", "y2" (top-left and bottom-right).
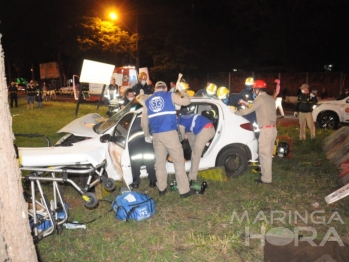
[
  {"x1": 317, "y1": 112, "x2": 339, "y2": 129},
  {"x1": 217, "y1": 147, "x2": 248, "y2": 177}
]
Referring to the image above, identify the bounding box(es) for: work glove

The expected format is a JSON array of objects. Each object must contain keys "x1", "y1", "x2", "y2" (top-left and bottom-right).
[
  {"x1": 294, "y1": 112, "x2": 298, "y2": 117},
  {"x1": 145, "y1": 136, "x2": 153, "y2": 143},
  {"x1": 239, "y1": 99, "x2": 250, "y2": 106},
  {"x1": 139, "y1": 89, "x2": 144, "y2": 95},
  {"x1": 310, "y1": 93, "x2": 315, "y2": 98},
  {"x1": 176, "y1": 73, "x2": 184, "y2": 91}
]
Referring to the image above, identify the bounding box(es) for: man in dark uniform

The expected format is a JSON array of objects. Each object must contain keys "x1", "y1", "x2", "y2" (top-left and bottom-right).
[
  {"x1": 294, "y1": 84, "x2": 318, "y2": 140},
  {"x1": 132, "y1": 72, "x2": 152, "y2": 95}
]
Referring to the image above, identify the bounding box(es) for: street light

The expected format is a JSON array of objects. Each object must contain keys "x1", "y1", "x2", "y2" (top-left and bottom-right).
[{"x1": 108, "y1": 11, "x2": 139, "y2": 70}]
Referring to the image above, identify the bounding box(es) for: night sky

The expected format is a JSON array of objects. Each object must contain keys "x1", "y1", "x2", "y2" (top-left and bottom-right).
[{"x1": 1, "y1": 0, "x2": 349, "y2": 82}]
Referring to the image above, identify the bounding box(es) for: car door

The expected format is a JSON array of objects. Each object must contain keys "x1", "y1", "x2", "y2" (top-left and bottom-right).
[{"x1": 108, "y1": 112, "x2": 136, "y2": 186}]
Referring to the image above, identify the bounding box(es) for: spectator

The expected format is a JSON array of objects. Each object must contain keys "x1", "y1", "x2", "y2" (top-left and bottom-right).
[
  {"x1": 294, "y1": 84, "x2": 318, "y2": 140},
  {"x1": 35, "y1": 83, "x2": 43, "y2": 108},
  {"x1": 169, "y1": 81, "x2": 176, "y2": 92},
  {"x1": 274, "y1": 79, "x2": 285, "y2": 118},
  {"x1": 320, "y1": 88, "x2": 328, "y2": 99},
  {"x1": 27, "y1": 80, "x2": 36, "y2": 109},
  {"x1": 8, "y1": 82, "x2": 18, "y2": 108}
]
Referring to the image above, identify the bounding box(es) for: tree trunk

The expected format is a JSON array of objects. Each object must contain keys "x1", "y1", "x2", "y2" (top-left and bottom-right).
[{"x1": 0, "y1": 35, "x2": 38, "y2": 261}]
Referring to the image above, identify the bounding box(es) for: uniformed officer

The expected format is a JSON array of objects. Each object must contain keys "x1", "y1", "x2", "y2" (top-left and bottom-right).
[
  {"x1": 141, "y1": 73, "x2": 195, "y2": 197},
  {"x1": 294, "y1": 84, "x2": 318, "y2": 140},
  {"x1": 178, "y1": 108, "x2": 215, "y2": 185},
  {"x1": 235, "y1": 80, "x2": 277, "y2": 184}
]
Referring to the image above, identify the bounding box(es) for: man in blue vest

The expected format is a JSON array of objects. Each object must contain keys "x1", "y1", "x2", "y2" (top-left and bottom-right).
[
  {"x1": 141, "y1": 74, "x2": 195, "y2": 198},
  {"x1": 178, "y1": 108, "x2": 215, "y2": 186}
]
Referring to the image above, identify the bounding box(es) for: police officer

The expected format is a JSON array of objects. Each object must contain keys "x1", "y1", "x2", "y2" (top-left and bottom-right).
[
  {"x1": 132, "y1": 72, "x2": 152, "y2": 95},
  {"x1": 294, "y1": 84, "x2": 318, "y2": 140},
  {"x1": 141, "y1": 73, "x2": 195, "y2": 197},
  {"x1": 178, "y1": 107, "x2": 215, "y2": 186},
  {"x1": 235, "y1": 80, "x2": 277, "y2": 184}
]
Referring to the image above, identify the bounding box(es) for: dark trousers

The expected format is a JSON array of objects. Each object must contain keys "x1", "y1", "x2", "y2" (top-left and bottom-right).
[{"x1": 10, "y1": 95, "x2": 18, "y2": 108}]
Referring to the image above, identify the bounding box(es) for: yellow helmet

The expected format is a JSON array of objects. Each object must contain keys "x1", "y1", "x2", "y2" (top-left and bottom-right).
[
  {"x1": 245, "y1": 77, "x2": 254, "y2": 86},
  {"x1": 217, "y1": 86, "x2": 229, "y2": 99},
  {"x1": 138, "y1": 72, "x2": 148, "y2": 81},
  {"x1": 185, "y1": 90, "x2": 195, "y2": 97},
  {"x1": 180, "y1": 81, "x2": 189, "y2": 90},
  {"x1": 206, "y1": 83, "x2": 217, "y2": 96}
]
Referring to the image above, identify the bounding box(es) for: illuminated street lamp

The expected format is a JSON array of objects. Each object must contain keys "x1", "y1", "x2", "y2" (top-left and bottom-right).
[{"x1": 109, "y1": 11, "x2": 139, "y2": 70}]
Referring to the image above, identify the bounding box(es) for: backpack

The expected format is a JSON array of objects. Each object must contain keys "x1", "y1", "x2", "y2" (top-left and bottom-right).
[{"x1": 112, "y1": 192, "x2": 155, "y2": 222}]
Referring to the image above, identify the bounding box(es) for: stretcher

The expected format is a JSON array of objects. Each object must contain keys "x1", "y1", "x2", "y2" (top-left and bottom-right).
[{"x1": 19, "y1": 145, "x2": 116, "y2": 241}]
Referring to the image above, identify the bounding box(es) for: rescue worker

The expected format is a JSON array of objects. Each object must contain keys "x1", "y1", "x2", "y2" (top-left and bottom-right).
[
  {"x1": 294, "y1": 84, "x2": 318, "y2": 140},
  {"x1": 120, "y1": 88, "x2": 135, "y2": 109},
  {"x1": 178, "y1": 107, "x2": 215, "y2": 186},
  {"x1": 238, "y1": 77, "x2": 255, "y2": 108},
  {"x1": 216, "y1": 86, "x2": 230, "y2": 105},
  {"x1": 235, "y1": 80, "x2": 277, "y2": 184},
  {"x1": 141, "y1": 73, "x2": 195, "y2": 198},
  {"x1": 274, "y1": 79, "x2": 285, "y2": 118},
  {"x1": 132, "y1": 72, "x2": 152, "y2": 95},
  {"x1": 106, "y1": 77, "x2": 119, "y2": 103},
  {"x1": 194, "y1": 83, "x2": 217, "y2": 98}
]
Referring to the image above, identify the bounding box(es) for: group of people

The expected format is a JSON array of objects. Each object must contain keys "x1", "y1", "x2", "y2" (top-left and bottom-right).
[{"x1": 8, "y1": 80, "x2": 45, "y2": 109}]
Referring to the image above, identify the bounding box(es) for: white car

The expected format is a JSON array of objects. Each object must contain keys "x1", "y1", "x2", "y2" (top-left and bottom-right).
[
  {"x1": 59, "y1": 85, "x2": 74, "y2": 95},
  {"x1": 55, "y1": 97, "x2": 259, "y2": 186},
  {"x1": 312, "y1": 96, "x2": 349, "y2": 129}
]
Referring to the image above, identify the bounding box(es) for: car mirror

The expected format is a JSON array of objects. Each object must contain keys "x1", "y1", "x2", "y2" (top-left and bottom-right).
[
  {"x1": 113, "y1": 136, "x2": 126, "y2": 146},
  {"x1": 100, "y1": 134, "x2": 111, "y2": 143}
]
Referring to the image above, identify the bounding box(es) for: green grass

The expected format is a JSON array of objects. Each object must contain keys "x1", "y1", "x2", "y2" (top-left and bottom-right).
[{"x1": 11, "y1": 98, "x2": 349, "y2": 261}]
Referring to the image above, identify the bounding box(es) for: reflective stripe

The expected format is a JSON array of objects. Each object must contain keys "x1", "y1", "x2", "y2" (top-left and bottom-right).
[
  {"x1": 259, "y1": 125, "x2": 276, "y2": 129},
  {"x1": 190, "y1": 115, "x2": 199, "y2": 132},
  {"x1": 148, "y1": 111, "x2": 176, "y2": 118}
]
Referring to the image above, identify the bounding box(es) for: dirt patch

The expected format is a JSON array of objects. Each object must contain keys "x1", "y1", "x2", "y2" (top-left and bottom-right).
[{"x1": 264, "y1": 237, "x2": 349, "y2": 262}]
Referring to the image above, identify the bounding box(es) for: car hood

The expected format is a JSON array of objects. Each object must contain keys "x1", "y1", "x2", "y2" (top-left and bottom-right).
[{"x1": 57, "y1": 113, "x2": 107, "y2": 137}]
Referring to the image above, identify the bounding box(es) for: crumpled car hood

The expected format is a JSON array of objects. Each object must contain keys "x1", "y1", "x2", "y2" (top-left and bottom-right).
[{"x1": 57, "y1": 113, "x2": 107, "y2": 137}]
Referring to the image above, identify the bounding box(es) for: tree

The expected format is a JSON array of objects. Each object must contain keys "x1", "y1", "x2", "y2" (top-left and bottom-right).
[{"x1": 0, "y1": 35, "x2": 38, "y2": 261}]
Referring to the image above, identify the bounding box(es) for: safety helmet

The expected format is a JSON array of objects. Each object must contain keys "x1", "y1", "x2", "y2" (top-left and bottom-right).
[
  {"x1": 245, "y1": 77, "x2": 254, "y2": 86},
  {"x1": 180, "y1": 81, "x2": 189, "y2": 90},
  {"x1": 253, "y1": 80, "x2": 267, "y2": 89},
  {"x1": 277, "y1": 142, "x2": 290, "y2": 157},
  {"x1": 179, "y1": 105, "x2": 195, "y2": 116},
  {"x1": 186, "y1": 90, "x2": 195, "y2": 97},
  {"x1": 206, "y1": 83, "x2": 217, "y2": 96},
  {"x1": 138, "y1": 72, "x2": 147, "y2": 81},
  {"x1": 216, "y1": 86, "x2": 229, "y2": 99}
]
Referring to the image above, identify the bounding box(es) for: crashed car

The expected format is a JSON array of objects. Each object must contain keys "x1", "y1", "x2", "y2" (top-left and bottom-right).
[
  {"x1": 312, "y1": 96, "x2": 349, "y2": 129},
  {"x1": 55, "y1": 96, "x2": 259, "y2": 186}
]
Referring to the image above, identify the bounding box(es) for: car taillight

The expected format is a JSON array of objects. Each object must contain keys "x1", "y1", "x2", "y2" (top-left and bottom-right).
[{"x1": 240, "y1": 123, "x2": 254, "y2": 131}]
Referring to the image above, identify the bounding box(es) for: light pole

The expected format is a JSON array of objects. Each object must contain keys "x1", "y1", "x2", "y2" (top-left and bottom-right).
[{"x1": 109, "y1": 11, "x2": 139, "y2": 70}]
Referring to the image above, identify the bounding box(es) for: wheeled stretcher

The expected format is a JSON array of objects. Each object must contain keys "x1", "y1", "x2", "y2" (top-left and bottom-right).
[{"x1": 19, "y1": 146, "x2": 116, "y2": 240}]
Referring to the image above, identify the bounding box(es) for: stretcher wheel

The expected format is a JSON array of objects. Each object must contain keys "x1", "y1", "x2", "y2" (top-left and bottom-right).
[
  {"x1": 103, "y1": 178, "x2": 116, "y2": 191},
  {"x1": 82, "y1": 192, "x2": 98, "y2": 208}
]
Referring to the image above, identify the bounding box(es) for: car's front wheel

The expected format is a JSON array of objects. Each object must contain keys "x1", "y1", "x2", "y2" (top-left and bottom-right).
[
  {"x1": 216, "y1": 147, "x2": 248, "y2": 177},
  {"x1": 317, "y1": 112, "x2": 339, "y2": 129}
]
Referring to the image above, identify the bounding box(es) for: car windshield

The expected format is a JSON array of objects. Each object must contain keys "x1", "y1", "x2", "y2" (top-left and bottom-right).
[{"x1": 95, "y1": 98, "x2": 143, "y2": 134}]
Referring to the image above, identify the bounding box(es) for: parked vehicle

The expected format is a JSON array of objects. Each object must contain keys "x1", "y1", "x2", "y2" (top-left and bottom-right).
[
  {"x1": 55, "y1": 96, "x2": 259, "y2": 186},
  {"x1": 312, "y1": 96, "x2": 349, "y2": 129}
]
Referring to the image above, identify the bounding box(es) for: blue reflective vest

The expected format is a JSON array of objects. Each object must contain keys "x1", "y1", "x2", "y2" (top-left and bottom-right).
[
  {"x1": 146, "y1": 91, "x2": 177, "y2": 134},
  {"x1": 178, "y1": 114, "x2": 212, "y2": 135}
]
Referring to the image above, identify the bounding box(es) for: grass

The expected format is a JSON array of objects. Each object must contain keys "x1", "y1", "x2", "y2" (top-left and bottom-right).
[{"x1": 10, "y1": 97, "x2": 349, "y2": 261}]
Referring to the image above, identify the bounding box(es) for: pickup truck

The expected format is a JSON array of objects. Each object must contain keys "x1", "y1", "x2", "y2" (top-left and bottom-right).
[{"x1": 312, "y1": 96, "x2": 349, "y2": 129}]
